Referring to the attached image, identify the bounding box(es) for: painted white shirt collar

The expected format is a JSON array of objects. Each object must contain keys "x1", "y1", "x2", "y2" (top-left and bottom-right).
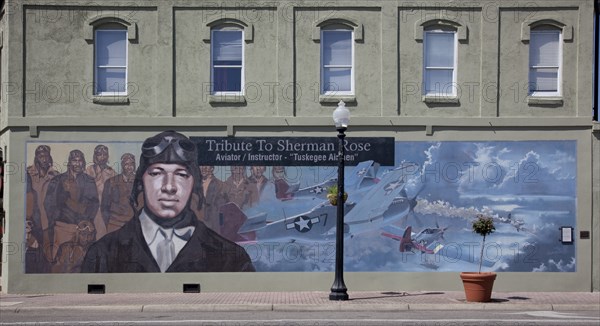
[{"x1": 139, "y1": 210, "x2": 195, "y2": 270}]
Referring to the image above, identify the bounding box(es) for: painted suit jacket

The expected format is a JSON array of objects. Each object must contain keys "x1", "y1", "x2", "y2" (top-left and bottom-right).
[
  {"x1": 101, "y1": 174, "x2": 135, "y2": 227},
  {"x1": 223, "y1": 177, "x2": 259, "y2": 209},
  {"x1": 44, "y1": 172, "x2": 99, "y2": 226},
  {"x1": 80, "y1": 211, "x2": 256, "y2": 273}
]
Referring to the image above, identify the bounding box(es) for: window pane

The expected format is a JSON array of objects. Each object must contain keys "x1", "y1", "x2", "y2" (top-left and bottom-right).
[
  {"x1": 425, "y1": 32, "x2": 454, "y2": 67},
  {"x1": 425, "y1": 69, "x2": 453, "y2": 94},
  {"x1": 530, "y1": 31, "x2": 559, "y2": 66},
  {"x1": 97, "y1": 68, "x2": 126, "y2": 93},
  {"x1": 530, "y1": 68, "x2": 558, "y2": 92},
  {"x1": 213, "y1": 30, "x2": 242, "y2": 63},
  {"x1": 323, "y1": 31, "x2": 352, "y2": 66},
  {"x1": 213, "y1": 67, "x2": 242, "y2": 92},
  {"x1": 96, "y1": 30, "x2": 127, "y2": 66},
  {"x1": 323, "y1": 67, "x2": 351, "y2": 92}
]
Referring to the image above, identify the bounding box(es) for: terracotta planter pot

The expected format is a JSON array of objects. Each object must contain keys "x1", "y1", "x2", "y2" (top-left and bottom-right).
[{"x1": 460, "y1": 272, "x2": 497, "y2": 302}]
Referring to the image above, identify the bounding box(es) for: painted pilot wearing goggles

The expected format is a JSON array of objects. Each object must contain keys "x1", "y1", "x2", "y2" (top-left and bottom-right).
[{"x1": 82, "y1": 131, "x2": 255, "y2": 273}]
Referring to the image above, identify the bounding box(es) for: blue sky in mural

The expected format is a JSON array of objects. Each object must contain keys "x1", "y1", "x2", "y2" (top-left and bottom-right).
[{"x1": 243, "y1": 141, "x2": 577, "y2": 273}]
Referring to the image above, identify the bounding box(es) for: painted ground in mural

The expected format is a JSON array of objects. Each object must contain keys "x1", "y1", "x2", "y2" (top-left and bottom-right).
[{"x1": 23, "y1": 140, "x2": 576, "y2": 273}]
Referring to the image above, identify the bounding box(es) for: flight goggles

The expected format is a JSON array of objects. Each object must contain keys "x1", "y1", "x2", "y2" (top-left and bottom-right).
[
  {"x1": 141, "y1": 134, "x2": 196, "y2": 161},
  {"x1": 76, "y1": 221, "x2": 94, "y2": 232}
]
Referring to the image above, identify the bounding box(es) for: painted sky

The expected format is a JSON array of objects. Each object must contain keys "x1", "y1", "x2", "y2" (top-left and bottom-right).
[{"x1": 247, "y1": 141, "x2": 577, "y2": 273}]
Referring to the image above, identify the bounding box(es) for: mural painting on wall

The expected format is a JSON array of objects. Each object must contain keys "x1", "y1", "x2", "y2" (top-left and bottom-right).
[{"x1": 23, "y1": 132, "x2": 577, "y2": 274}]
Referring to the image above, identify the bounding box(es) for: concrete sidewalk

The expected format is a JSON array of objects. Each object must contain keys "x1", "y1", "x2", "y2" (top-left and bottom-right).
[{"x1": 1, "y1": 290, "x2": 599, "y2": 313}]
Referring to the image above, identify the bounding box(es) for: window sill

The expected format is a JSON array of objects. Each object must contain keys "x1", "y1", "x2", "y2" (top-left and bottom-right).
[
  {"x1": 209, "y1": 95, "x2": 247, "y2": 104},
  {"x1": 92, "y1": 96, "x2": 130, "y2": 105},
  {"x1": 422, "y1": 95, "x2": 459, "y2": 104},
  {"x1": 526, "y1": 97, "x2": 563, "y2": 106},
  {"x1": 319, "y1": 95, "x2": 356, "y2": 104}
]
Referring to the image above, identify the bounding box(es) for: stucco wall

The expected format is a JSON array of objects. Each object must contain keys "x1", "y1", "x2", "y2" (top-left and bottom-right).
[
  {"x1": 398, "y1": 6, "x2": 483, "y2": 116},
  {"x1": 21, "y1": 6, "x2": 165, "y2": 117},
  {"x1": 498, "y1": 7, "x2": 582, "y2": 116},
  {"x1": 0, "y1": 0, "x2": 596, "y2": 294},
  {"x1": 294, "y1": 7, "x2": 383, "y2": 117},
  {"x1": 174, "y1": 7, "x2": 280, "y2": 117}
]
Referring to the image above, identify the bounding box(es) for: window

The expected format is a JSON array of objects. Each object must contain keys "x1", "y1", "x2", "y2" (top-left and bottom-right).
[
  {"x1": 95, "y1": 27, "x2": 127, "y2": 96},
  {"x1": 211, "y1": 28, "x2": 243, "y2": 94},
  {"x1": 321, "y1": 26, "x2": 353, "y2": 95},
  {"x1": 423, "y1": 27, "x2": 457, "y2": 97},
  {"x1": 529, "y1": 26, "x2": 561, "y2": 96}
]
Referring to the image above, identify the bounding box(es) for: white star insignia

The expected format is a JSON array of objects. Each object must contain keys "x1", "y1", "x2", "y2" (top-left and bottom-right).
[
  {"x1": 311, "y1": 186, "x2": 324, "y2": 194},
  {"x1": 295, "y1": 216, "x2": 311, "y2": 231},
  {"x1": 384, "y1": 179, "x2": 403, "y2": 195}
]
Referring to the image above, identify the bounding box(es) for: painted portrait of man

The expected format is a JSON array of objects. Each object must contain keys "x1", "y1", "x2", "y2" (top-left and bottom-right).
[
  {"x1": 101, "y1": 153, "x2": 136, "y2": 234},
  {"x1": 44, "y1": 150, "x2": 99, "y2": 271},
  {"x1": 81, "y1": 131, "x2": 255, "y2": 273}
]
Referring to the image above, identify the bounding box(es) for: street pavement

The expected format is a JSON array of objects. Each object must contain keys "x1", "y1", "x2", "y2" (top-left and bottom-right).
[{"x1": 1, "y1": 289, "x2": 599, "y2": 313}]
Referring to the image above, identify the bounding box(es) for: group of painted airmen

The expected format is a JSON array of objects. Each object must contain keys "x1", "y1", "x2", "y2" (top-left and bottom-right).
[{"x1": 24, "y1": 131, "x2": 291, "y2": 273}]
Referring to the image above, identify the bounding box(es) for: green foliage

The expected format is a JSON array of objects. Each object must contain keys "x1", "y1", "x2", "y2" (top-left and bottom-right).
[
  {"x1": 472, "y1": 214, "x2": 495, "y2": 237},
  {"x1": 327, "y1": 185, "x2": 338, "y2": 195},
  {"x1": 326, "y1": 185, "x2": 347, "y2": 205},
  {"x1": 472, "y1": 214, "x2": 495, "y2": 273}
]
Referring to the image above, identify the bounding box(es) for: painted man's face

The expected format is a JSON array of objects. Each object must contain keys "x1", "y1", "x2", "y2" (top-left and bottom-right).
[
  {"x1": 36, "y1": 151, "x2": 51, "y2": 169},
  {"x1": 69, "y1": 155, "x2": 85, "y2": 174},
  {"x1": 230, "y1": 166, "x2": 245, "y2": 177},
  {"x1": 122, "y1": 160, "x2": 136, "y2": 178},
  {"x1": 200, "y1": 165, "x2": 215, "y2": 178},
  {"x1": 251, "y1": 166, "x2": 266, "y2": 178},
  {"x1": 95, "y1": 150, "x2": 109, "y2": 166},
  {"x1": 143, "y1": 163, "x2": 194, "y2": 219},
  {"x1": 273, "y1": 166, "x2": 285, "y2": 180}
]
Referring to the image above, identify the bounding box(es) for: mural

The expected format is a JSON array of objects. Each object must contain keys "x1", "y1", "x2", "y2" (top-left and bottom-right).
[{"x1": 23, "y1": 135, "x2": 577, "y2": 273}]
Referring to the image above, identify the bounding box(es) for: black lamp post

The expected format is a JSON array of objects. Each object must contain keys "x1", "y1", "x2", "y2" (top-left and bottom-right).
[{"x1": 329, "y1": 100, "x2": 350, "y2": 301}]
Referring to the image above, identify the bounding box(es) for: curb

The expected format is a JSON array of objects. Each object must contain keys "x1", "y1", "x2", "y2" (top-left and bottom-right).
[
  {"x1": 4, "y1": 305, "x2": 143, "y2": 313},
  {"x1": 552, "y1": 304, "x2": 600, "y2": 311},
  {"x1": 272, "y1": 303, "x2": 410, "y2": 311},
  {"x1": 1, "y1": 303, "x2": 599, "y2": 313}
]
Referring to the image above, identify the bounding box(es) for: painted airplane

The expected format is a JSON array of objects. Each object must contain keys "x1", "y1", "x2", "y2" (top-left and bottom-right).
[
  {"x1": 239, "y1": 160, "x2": 384, "y2": 228},
  {"x1": 218, "y1": 163, "x2": 420, "y2": 244},
  {"x1": 291, "y1": 160, "x2": 381, "y2": 199},
  {"x1": 494, "y1": 213, "x2": 526, "y2": 232},
  {"x1": 381, "y1": 224, "x2": 446, "y2": 254},
  {"x1": 380, "y1": 222, "x2": 498, "y2": 270}
]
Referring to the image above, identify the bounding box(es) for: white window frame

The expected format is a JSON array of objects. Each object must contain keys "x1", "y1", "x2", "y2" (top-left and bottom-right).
[
  {"x1": 320, "y1": 27, "x2": 354, "y2": 96},
  {"x1": 210, "y1": 27, "x2": 244, "y2": 96},
  {"x1": 528, "y1": 27, "x2": 562, "y2": 97},
  {"x1": 423, "y1": 28, "x2": 458, "y2": 97},
  {"x1": 94, "y1": 28, "x2": 128, "y2": 96}
]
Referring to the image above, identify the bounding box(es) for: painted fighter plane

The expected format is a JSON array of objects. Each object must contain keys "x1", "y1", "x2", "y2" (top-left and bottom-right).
[
  {"x1": 219, "y1": 163, "x2": 420, "y2": 243},
  {"x1": 379, "y1": 222, "x2": 497, "y2": 270},
  {"x1": 291, "y1": 160, "x2": 381, "y2": 199},
  {"x1": 381, "y1": 224, "x2": 446, "y2": 254},
  {"x1": 494, "y1": 213, "x2": 526, "y2": 232}
]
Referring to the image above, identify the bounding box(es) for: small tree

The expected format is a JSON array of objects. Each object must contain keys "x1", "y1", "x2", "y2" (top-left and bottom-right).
[
  {"x1": 472, "y1": 214, "x2": 496, "y2": 273},
  {"x1": 326, "y1": 185, "x2": 347, "y2": 206}
]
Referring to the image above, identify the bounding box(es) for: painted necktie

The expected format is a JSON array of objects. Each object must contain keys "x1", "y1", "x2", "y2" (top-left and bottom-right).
[{"x1": 156, "y1": 229, "x2": 175, "y2": 272}]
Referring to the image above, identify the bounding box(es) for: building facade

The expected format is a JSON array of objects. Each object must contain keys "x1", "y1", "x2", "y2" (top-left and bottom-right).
[{"x1": 1, "y1": 0, "x2": 598, "y2": 293}]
